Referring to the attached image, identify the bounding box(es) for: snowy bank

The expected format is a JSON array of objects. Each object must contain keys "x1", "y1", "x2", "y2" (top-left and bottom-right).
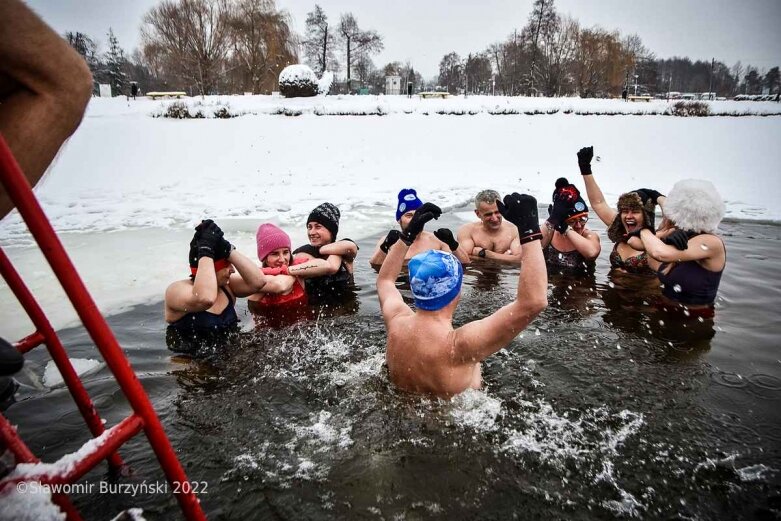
[{"x1": 0, "y1": 95, "x2": 779, "y2": 339}]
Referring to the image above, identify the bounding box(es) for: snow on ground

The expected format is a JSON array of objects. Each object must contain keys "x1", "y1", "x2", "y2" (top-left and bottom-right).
[{"x1": 1, "y1": 94, "x2": 780, "y2": 340}]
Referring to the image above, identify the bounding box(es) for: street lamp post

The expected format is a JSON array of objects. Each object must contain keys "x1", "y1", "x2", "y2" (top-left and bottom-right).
[{"x1": 634, "y1": 74, "x2": 639, "y2": 96}]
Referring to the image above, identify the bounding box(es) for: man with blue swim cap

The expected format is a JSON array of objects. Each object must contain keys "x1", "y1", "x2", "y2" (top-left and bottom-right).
[
  {"x1": 377, "y1": 193, "x2": 548, "y2": 398},
  {"x1": 369, "y1": 188, "x2": 469, "y2": 267}
]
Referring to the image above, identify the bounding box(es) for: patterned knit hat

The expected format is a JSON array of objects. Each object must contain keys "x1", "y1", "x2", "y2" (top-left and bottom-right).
[{"x1": 307, "y1": 202, "x2": 340, "y2": 240}]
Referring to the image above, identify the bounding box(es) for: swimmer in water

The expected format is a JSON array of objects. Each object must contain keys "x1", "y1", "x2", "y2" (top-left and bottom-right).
[
  {"x1": 629, "y1": 179, "x2": 726, "y2": 317},
  {"x1": 456, "y1": 189, "x2": 523, "y2": 265},
  {"x1": 577, "y1": 146, "x2": 665, "y2": 276},
  {"x1": 540, "y1": 178, "x2": 601, "y2": 270},
  {"x1": 293, "y1": 202, "x2": 359, "y2": 302},
  {"x1": 370, "y1": 188, "x2": 469, "y2": 267},
  {"x1": 165, "y1": 220, "x2": 265, "y2": 335},
  {"x1": 377, "y1": 196, "x2": 547, "y2": 398}
]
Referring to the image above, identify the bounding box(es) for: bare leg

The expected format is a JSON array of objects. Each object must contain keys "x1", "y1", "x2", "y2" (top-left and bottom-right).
[{"x1": 0, "y1": 0, "x2": 93, "y2": 218}]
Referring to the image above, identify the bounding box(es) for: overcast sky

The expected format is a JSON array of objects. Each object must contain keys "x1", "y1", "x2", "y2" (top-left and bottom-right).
[{"x1": 27, "y1": 0, "x2": 781, "y2": 78}]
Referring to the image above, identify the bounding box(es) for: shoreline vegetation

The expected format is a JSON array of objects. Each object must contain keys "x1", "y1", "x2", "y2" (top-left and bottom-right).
[{"x1": 150, "y1": 95, "x2": 781, "y2": 119}]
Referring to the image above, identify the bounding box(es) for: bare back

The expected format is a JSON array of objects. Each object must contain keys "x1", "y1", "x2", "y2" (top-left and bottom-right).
[{"x1": 385, "y1": 313, "x2": 481, "y2": 397}]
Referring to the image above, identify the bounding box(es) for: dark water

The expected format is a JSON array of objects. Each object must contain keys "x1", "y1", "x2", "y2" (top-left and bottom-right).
[{"x1": 6, "y1": 218, "x2": 781, "y2": 520}]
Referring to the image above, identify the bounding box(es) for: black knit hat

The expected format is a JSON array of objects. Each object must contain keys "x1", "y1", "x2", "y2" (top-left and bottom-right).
[{"x1": 307, "y1": 202, "x2": 340, "y2": 240}]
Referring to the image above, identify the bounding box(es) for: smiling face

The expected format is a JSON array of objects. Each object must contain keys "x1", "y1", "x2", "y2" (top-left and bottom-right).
[
  {"x1": 263, "y1": 247, "x2": 291, "y2": 268},
  {"x1": 307, "y1": 222, "x2": 333, "y2": 247},
  {"x1": 620, "y1": 208, "x2": 645, "y2": 232},
  {"x1": 475, "y1": 201, "x2": 502, "y2": 230}
]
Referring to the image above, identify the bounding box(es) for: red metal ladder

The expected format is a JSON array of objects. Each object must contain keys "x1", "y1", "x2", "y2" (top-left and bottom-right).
[{"x1": 0, "y1": 133, "x2": 206, "y2": 520}]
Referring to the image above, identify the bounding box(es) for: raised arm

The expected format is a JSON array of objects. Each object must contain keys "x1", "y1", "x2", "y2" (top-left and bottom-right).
[
  {"x1": 226, "y1": 248, "x2": 266, "y2": 297},
  {"x1": 369, "y1": 230, "x2": 401, "y2": 267},
  {"x1": 577, "y1": 147, "x2": 617, "y2": 226},
  {"x1": 165, "y1": 257, "x2": 219, "y2": 317},
  {"x1": 0, "y1": 0, "x2": 94, "y2": 217},
  {"x1": 454, "y1": 194, "x2": 548, "y2": 362},
  {"x1": 377, "y1": 203, "x2": 442, "y2": 324}
]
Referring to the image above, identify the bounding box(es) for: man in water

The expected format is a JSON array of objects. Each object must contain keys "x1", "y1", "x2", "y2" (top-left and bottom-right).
[
  {"x1": 0, "y1": 0, "x2": 93, "y2": 218},
  {"x1": 457, "y1": 189, "x2": 522, "y2": 264},
  {"x1": 369, "y1": 188, "x2": 469, "y2": 267},
  {"x1": 377, "y1": 195, "x2": 548, "y2": 398}
]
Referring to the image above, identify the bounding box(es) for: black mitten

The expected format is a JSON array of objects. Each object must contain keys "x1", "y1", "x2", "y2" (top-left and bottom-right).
[
  {"x1": 401, "y1": 203, "x2": 442, "y2": 245},
  {"x1": 497, "y1": 193, "x2": 541, "y2": 244},
  {"x1": 434, "y1": 228, "x2": 459, "y2": 251},
  {"x1": 577, "y1": 146, "x2": 593, "y2": 175},
  {"x1": 380, "y1": 229, "x2": 402, "y2": 253}
]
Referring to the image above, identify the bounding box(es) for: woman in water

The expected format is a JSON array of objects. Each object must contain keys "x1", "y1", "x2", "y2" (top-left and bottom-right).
[
  {"x1": 577, "y1": 146, "x2": 664, "y2": 276},
  {"x1": 630, "y1": 179, "x2": 726, "y2": 316},
  {"x1": 248, "y1": 222, "x2": 349, "y2": 311},
  {"x1": 541, "y1": 177, "x2": 601, "y2": 270},
  {"x1": 292, "y1": 202, "x2": 358, "y2": 302},
  {"x1": 165, "y1": 220, "x2": 265, "y2": 340}
]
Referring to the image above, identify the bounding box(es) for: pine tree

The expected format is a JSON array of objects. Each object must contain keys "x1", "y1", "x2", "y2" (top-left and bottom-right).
[{"x1": 105, "y1": 28, "x2": 128, "y2": 96}]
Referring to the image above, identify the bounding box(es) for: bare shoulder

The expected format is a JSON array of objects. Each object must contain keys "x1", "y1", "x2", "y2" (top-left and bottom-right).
[{"x1": 502, "y1": 220, "x2": 519, "y2": 237}]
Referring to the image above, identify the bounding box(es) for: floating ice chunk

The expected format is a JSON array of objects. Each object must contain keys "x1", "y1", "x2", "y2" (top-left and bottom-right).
[{"x1": 43, "y1": 358, "x2": 103, "y2": 387}]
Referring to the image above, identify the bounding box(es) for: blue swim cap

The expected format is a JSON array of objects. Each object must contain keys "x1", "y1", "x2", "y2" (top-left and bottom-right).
[
  {"x1": 408, "y1": 250, "x2": 463, "y2": 311},
  {"x1": 396, "y1": 188, "x2": 423, "y2": 221}
]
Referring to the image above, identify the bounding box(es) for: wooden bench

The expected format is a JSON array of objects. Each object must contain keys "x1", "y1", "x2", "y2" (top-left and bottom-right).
[
  {"x1": 146, "y1": 91, "x2": 187, "y2": 100},
  {"x1": 419, "y1": 92, "x2": 450, "y2": 99},
  {"x1": 627, "y1": 95, "x2": 652, "y2": 102}
]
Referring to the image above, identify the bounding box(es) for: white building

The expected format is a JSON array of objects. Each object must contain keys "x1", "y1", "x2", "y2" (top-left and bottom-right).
[{"x1": 385, "y1": 76, "x2": 401, "y2": 95}]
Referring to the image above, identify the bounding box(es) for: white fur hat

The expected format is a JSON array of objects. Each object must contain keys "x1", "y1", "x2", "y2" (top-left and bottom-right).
[{"x1": 663, "y1": 179, "x2": 725, "y2": 233}]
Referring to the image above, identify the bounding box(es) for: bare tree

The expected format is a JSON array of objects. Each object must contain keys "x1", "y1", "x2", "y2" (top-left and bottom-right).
[
  {"x1": 524, "y1": 0, "x2": 559, "y2": 95},
  {"x1": 438, "y1": 51, "x2": 462, "y2": 94},
  {"x1": 338, "y1": 13, "x2": 383, "y2": 88},
  {"x1": 303, "y1": 4, "x2": 337, "y2": 75},
  {"x1": 228, "y1": 0, "x2": 297, "y2": 94},
  {"x1": 141, "y1": 0, "x2": 233, "y2": 96}
]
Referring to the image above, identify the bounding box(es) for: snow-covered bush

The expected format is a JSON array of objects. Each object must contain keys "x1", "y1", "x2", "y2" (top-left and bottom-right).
[
  {"x1": 279, "y1": 64, "x2": 318, "y2": 98},
  {"x1": 317, "y1": 71, "x2": 334, "y2": 95},
  {"x1": 163, "y1": 101, "x2": 193, "y2": 119},
  {"x1": 670, "y1": 101, "x2": 710, "y2": 117}
]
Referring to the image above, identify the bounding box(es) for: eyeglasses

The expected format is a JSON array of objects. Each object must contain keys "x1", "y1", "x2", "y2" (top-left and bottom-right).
[{"x1": 565, "y1": 216, "x2": 589, "y2": 225}]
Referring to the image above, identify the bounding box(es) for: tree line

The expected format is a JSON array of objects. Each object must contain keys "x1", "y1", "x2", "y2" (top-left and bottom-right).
[
  {"x1": 64, "y1": 0, "x2": 779, "y2": 98},
  {"x1": 437, "y1": 0, "x2": 780, "y2": 98}
]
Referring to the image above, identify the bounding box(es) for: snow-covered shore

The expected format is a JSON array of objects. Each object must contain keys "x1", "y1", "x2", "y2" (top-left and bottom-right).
[{"x1": 1, "y1": 94, "x2": 779, "y2": 339}]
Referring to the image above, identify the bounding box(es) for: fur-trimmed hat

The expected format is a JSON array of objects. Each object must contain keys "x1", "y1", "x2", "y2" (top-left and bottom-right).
[
  {"x1": 607, "y1": 191, "x2": 657, "y2": 243},
  {"x1": 663, "y1": 179, "x2": 725, "y2": 233}
]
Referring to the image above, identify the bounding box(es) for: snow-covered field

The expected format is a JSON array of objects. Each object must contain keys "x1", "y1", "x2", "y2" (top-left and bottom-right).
[{"x1": 1, "y1": 94, "x2": 780, "y2": 340}]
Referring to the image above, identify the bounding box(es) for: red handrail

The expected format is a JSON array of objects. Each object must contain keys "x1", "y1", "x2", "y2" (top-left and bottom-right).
[{"x1": 0, "y1": 132, "x2": 206, "y2": 520}]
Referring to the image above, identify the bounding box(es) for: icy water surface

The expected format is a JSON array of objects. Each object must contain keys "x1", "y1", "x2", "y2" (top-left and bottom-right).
[{"x1": 5, "y1": 218, "x2": 781, "y2": 520}]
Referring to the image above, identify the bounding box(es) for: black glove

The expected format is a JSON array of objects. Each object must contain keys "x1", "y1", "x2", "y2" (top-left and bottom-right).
[
  {"x1": 577, "y1": 146, "x2": 593, "y2": 175},
  {"x1": 663, "y1": 229, "x2": 689, "y2": 251},
  {"x1": 380, "y1": 229, "x2": 402, "y2": 253},
  {"x1": 401, "y1": 203, "x2": 442, "y2": 245},
  {"x1": 215, "y1": 237, "x2": 234, "y2": 260},
  {"x1": 546, "y1": 198, "x2": 571, "y2": 234},
  {"x1": 633, "y1": 188, "x2": 664, "y2": 206},
  {"x1": 434, "y1": 228, "x2": 459, "y2": 251},
  {"x1": 497, "y1": 193, "x2": 541, "y2": 244},
  {"x1": 194, "y1": 220, "x2": 223, "y2": 259}
]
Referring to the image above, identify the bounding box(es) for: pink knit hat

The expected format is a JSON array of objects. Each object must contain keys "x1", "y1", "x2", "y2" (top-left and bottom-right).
[{"x1": 256, "y1": 223, "x2": 291, "y2": 262}]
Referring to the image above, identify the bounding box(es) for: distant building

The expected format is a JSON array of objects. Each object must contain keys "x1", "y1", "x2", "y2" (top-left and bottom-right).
[{"x1": 385, "y1": 76, "x2": 401, "y2": 95}]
